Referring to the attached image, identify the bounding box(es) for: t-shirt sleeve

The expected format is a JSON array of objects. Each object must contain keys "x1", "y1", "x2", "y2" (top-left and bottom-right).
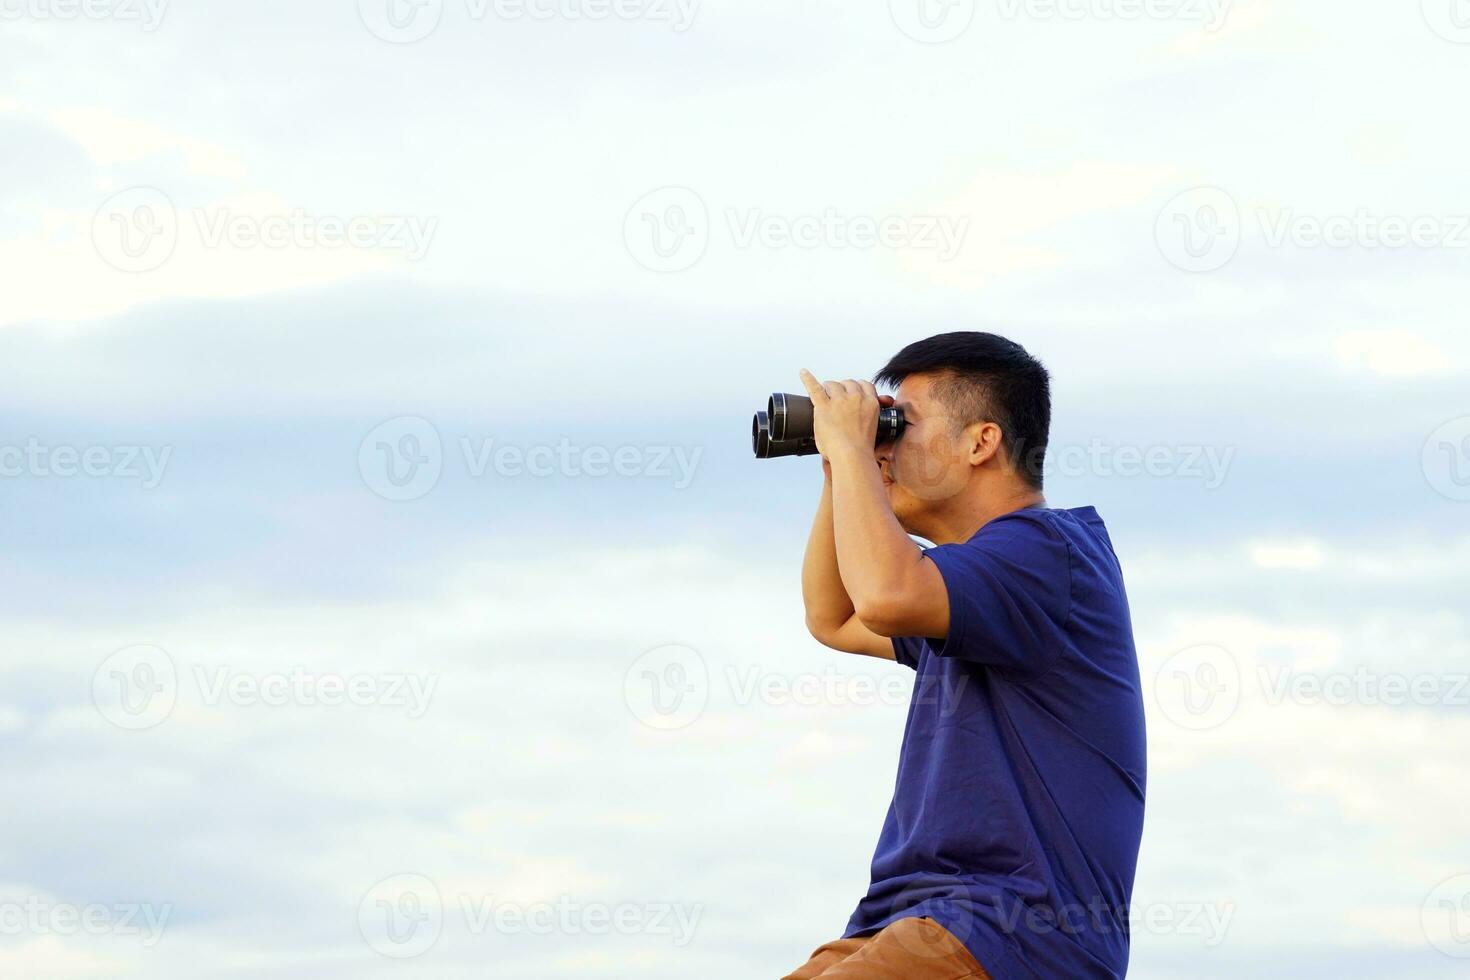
[
  {"x1": 921, "y1": 516, "x2": 1072, "y2": 678},
  {"x1": 891, "y1": 635, "x2": 925, "y2": 671}
]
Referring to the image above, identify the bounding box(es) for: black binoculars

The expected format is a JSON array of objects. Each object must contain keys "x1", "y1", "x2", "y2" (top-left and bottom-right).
[{"x1": 751, "y1": 393, "x2": 906, "y2": 459}]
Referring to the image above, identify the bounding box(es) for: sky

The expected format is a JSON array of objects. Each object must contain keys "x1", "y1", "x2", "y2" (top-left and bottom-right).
[{"x1": 2, "y1": 0, "x2": 1469, "y2": 976}]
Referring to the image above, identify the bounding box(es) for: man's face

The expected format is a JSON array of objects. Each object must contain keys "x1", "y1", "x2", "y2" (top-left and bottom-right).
[{"x1": 877, "y1": 374, "x2": 973, "y2": 531}]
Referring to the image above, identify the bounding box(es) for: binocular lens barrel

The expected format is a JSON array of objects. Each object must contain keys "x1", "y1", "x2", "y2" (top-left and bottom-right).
[
  {"x1": 753, "y1": 393, "x2": 905, "y2": 459},
  {"x1": 752, "y1": 410, "x2": 818, "y2": 459},
  {"x1": 768, "y1": 392, "x2": 813, "y2": 443}
]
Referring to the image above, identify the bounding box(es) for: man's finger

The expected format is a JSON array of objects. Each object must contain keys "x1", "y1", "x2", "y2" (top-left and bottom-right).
[{"x1": 798, "y1": 369, "x2": 828, "y2": 402}]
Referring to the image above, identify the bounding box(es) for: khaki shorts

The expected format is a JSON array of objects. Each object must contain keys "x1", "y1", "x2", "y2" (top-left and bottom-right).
[{"x1": 781, "y1": 916, "x2": 993, "y2": 980}]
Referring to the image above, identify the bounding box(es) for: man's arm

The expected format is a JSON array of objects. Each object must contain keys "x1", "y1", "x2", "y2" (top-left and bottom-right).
[
  {"x1": 801, "y1": 464, "x2": 896, "y2": 660},
  {"x1": 801, "y1": 371, "x2": 951, "y2": 640}
]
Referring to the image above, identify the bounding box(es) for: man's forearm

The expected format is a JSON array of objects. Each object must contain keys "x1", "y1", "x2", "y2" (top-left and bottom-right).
[
  {"x1": 827, "y1": 448, "x2": 926, "y2": 621},
  {"x1": 801, "y1": 472, "x2": 856, "y2": 633}
]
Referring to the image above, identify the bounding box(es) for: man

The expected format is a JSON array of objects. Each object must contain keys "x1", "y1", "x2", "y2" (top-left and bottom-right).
[{"x1": 784, "y1": 332, "x2": 1146, "y2": 979}]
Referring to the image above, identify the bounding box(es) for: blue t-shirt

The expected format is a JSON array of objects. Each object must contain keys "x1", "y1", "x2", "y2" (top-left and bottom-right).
[{"x1": 844, "y1": 505, "x2": 1147, "y2": 979}]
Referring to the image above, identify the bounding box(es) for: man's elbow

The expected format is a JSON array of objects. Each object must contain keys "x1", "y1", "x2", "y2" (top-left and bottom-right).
[
  {"x1": 805, "y1": 613, "x2": 844, "y2": 648},
  {"x1": 854, "y1": 563, "x2": 948, "y2": 640},
  {"x1": 852, "y1": 595, "x2": 908, "y2": 638}
]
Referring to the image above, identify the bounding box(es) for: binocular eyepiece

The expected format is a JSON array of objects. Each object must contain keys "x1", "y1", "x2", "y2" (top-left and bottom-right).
[{"x1": 752, "y1": 393, "x2": 906, "y2": 459}]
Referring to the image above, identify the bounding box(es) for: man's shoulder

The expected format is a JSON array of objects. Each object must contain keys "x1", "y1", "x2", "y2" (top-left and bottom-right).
[
  {"x1": 998, "y1": 505, "x2": 1113, "y2": 553},
  {"x1": 964, "y1": 504, "x2": 1101, "y2": 551},
  {"x1": 941, "y1": 505, "x2": 1120, "y2": 591}
]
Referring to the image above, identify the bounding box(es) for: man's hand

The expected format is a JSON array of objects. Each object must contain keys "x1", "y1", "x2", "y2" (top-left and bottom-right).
[{"x1": 798, "y1": 370, "x2": 893, "y2": 464}]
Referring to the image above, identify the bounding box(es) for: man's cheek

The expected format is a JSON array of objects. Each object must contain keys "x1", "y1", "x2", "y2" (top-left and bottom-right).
[{"x1": 900, "y1": 436, "x2": 967, "y2": 501}]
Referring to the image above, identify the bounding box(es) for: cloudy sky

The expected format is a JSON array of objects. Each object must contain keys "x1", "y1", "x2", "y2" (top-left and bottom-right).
[{"x1": 2, "y1": 0, "x2": 1469, "y2": 976}]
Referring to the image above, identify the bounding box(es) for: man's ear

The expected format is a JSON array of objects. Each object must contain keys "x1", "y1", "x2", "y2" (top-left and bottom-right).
[{"x1": 966, "y1": 421, "x2": 1003, "y2": 467}]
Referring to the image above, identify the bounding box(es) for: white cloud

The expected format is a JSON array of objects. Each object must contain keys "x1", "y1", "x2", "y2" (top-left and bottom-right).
[
  {"x1": 1334, "y1": 329, "x2": 1459, "y2": 377},
  {"x1": 46, "y1": 107, "x2": 247, "y2": 180},
  {"x1": 1248, "y1": 537, "x2": 1326, "y2": 570}
]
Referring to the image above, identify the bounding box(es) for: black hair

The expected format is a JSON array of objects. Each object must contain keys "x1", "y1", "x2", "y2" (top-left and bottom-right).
[{"x1": 875, "y1": 331, "x2": 1051, "y2": 490}]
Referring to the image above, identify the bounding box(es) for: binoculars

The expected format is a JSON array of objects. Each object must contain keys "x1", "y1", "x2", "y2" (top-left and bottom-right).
[{"x1": 751, "y1": 393, "x2": 906, "y2": 459}]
